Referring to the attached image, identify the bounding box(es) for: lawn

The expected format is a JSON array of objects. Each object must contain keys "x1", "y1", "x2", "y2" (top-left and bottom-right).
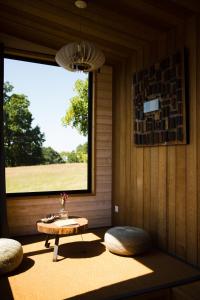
[{"x1": 5, "y1": 163, "x2": 87, "y2": 193}]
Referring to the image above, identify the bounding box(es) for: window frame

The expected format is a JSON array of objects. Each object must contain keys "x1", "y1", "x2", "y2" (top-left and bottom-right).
[{"x1": 3, "y1": 54, "x2": 93, "y2": 197}]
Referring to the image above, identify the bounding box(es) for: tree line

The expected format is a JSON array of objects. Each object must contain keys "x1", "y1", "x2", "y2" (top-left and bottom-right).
[{"x1": 3, "y1": 79, "x2": 88, "y2": 167}]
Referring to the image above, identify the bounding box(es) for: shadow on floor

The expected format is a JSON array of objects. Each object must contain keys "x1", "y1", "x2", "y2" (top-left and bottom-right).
[
  {"x1": 2, "y1": 229, "x2": 200, "y2": 300},
  {"x1": 0, "y1": 277, "x2": 14, "y2": 300},
  {"x1": 15, "y1": 233, "x2": 47, "y2": 246},
  {"x1": 63, "y1": 274, "x2": 200, "y2": 300},
  {"x1": 14, "y1": 227, "x2": 107, "y2": 247},
  {"x1": 9, "y1": 257, "x2": 35, "y2": 276},
  {"x1": 25, "y1": 240, "x2": 106, "y2": 261},
  {"x1": 0, "y1": 257, "x2": 35, "y2": 300},
  {"x1": 58, "y1": 240, "x2": 106, "y2": 259}
]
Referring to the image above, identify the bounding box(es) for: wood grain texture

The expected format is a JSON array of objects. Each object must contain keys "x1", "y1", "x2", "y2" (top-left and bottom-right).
[
  {"x1": 185, "y1": 17, "x2": 198, "y2": 265},
  {"x1": 7, "y1": 65, "x2": 112, "y2": 236},
  {"x1": 197, "y1": 17, "x2": 200, "y2": 268},
  {"x1": 37, "y1": 217, "x2": 88, "y2": 235},
  {"x1": 135, "y1": 49, "x2": 144, "y2": 228},
  {"x1": 1, "y1": 0, "x2": 200, "y2": 268},
  {"x1": 166, "y1": 28, "x2": 177, "y2": 256},
  {"x1": 112, "y1": 15, "x2": 200, "y2": 266}
]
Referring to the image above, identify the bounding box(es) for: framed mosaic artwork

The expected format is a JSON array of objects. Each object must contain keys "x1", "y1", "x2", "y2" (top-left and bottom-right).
[{"x1": 133, "y1": 49, "x2": 189, "y2": 146}]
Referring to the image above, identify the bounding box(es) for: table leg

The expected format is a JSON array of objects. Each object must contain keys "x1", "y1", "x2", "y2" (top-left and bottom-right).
[
  {"x1": 53, "y1": 235, "x2": 59, "y2": 262},
  {"x1": 45, "y1": 235, "x2": 50, "y2": 248}
]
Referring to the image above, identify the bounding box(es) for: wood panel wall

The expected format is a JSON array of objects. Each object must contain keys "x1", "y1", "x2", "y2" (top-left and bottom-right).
[
  {"x1": 7, "y1": 65, "x2": 112, "y2": 236},
  {"x1": 113, "y1": 15, "x2": 200, "y2": 266},
  {"x1": 2, "y1": 1, "x2": 200, "y2": 268}
]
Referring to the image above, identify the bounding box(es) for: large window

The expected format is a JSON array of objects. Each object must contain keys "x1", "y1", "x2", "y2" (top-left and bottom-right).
[{"x1": 3, "y1": 56, "x2": 92, "y2": 196}]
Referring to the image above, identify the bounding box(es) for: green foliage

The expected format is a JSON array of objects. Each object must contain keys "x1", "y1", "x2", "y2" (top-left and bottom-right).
[
  {"x1": 63, "y1": 143, "x2": 88, "y2": 163},
  {"x1": 59, "y1": 151, "x2": 68, "y2": 162},
  {"x1": 3, "y1": 82, "x2": 45, "y2": 167},
  {"x1": 62, "y1": 79, "x2": 88, "y2": 136},
  {"x1": 3, "y1": 81, "x2": 88, "y2": 167},
  {"x1": 65, "y1": 150, "x2": 79, "y2": 163},
  {"x1": 3, "y1": 82, "x2": 13, "y2": 102},
  {"x1": 76, "y1": 143, "x2": 88, "y2": 162},
  {"x1": 42, "y1": 147, "x2": 64, "y2": 164}
]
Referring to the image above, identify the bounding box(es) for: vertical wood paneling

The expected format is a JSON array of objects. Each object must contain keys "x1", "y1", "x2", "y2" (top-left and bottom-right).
[
  {"x1": 185, "y1": 17, "x2": 198, "y2": 265},
  {"x1": 130, "y1": 53, "x2": 137, "y2": 227},
  {"x1": 149, "y1": 41, "x2": 159, "y2": 243},
  {"x1": 174, "y1": 24, "x2": 187, "y2": 260},
  {"x1": 135, "y1": 48, "x2": 144, "y2": 228},
  {"x1": 149, "y1": 147, "x2": 158, "y2": 243},
  {"x1": 158, "y1": 148, "x2": 167, "y2": 249},
  {"x1": 113, "y1": 60, "x2": 131, "y2": 225},
  {"x1": 143, "y1": 45, "x2": 151, "y2": 233},
  {"x1": 117, "y1": 62, "x2": 127, "y2": 224},
  {"x1": 113, "y1": 14, "x2": 200, "y2": 267},
  {"x1": 166, "y1": 28, "x2": 177, "y2": 255},
  {"x1": 167, "y1": 146, "x2": 176, "y2": 254},
  {"x1": 143, "y1": 145, "x2": 151, "y2": 231},
  {"x1": 125, "y1": 56, "x2": 135, "y2": 226},
  {"x1": 123, "y1": 61, "x2": 131, "y2": 225},
  {"x1": 112, "y1": 64, "x2": 120, "y2": 225},
  {"x1": 157, "y1": 33, "x2": 168, "y2": 250},
  {"x1": 175, "y1": 146, "x2": 186, "y2": 259},
  {"x1": 196, "y1": 17, "x2": 200, "y2": 267}
]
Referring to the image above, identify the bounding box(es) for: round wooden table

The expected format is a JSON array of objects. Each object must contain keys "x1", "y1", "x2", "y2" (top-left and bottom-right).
[{"x1": 37, "y1": 217, "x2": 88, "y2": 261}]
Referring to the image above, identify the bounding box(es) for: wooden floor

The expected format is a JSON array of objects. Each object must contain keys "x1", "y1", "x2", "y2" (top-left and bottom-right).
[{"x1": 1, "y1": 228, "x2": 200, "y2": 300}]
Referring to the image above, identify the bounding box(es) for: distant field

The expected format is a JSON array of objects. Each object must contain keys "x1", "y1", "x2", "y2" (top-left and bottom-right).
[{"x1": 5, "y1": 163, "x2": 87, "y2": 193}]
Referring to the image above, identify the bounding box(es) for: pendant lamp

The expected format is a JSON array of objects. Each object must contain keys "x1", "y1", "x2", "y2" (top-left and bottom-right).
[
  {"x1": 55, "y1": 41, "x2": 105, "y2": 72},
  {"x1": 55, "y1": 1, "x2": 105, "y2": 72}
]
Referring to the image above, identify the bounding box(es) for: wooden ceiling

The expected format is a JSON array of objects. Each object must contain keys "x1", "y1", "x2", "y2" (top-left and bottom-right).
[{"x1": 0, "y1": 0, "x2": 198, "y2": 63}]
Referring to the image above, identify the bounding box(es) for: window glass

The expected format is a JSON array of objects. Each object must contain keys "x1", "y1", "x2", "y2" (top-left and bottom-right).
[{"x1": 4, "y1": 58, "x2": 91, "y2": 195}]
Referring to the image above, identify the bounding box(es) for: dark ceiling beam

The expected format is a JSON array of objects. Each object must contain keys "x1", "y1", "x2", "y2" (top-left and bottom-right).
[
  {"x1": 141, "y1": 0, "x2": 194, "y2": 18},
  {"x1": 0, "y1": 0, "x2": 162, "y2": 45},
  {"x1": 0, "y1": 33, "x2": 56, "y2": 56},
  {"x1": 0, "y1": 5, "x2": 148, "y2": 53},
  {"x1": 44, "y1": 0, "x2": 164, "y2": 41},
  {"x1": 94, "y1": 0, "x2": 186, "y2": 28},
  {"x1": 168, "y1": 0, "x2": 200, "y2": 14},
  {"x1": 0, "y1": 17, "x2": 134, "y2": 63}
]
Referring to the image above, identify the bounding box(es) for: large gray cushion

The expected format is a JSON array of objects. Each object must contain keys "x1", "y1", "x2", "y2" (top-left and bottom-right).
[
  {"x1": 104, "y1": 226, "x2": 151, "y2": 256},
  {"x1": 0, "y1": 238, "x2": 23, "y2": 274}
]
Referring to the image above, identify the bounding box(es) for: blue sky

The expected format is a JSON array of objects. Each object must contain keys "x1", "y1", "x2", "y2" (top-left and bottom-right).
[{"x1": 4, "y1": 58, "x2": 88, "y2": 152}]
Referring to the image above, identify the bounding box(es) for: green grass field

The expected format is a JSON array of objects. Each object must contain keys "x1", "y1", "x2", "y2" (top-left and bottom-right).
[{"x1": 5, "y1": 163, "x2": 87, "y2": 193}]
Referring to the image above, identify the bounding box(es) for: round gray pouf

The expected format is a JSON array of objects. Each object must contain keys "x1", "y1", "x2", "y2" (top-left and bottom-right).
[
  {"x1": 104, "y1": 226, "x2": 151, "y2": 256},
  {"x1": 0, "y1": 238, "x2": 23, "y2": 275}
]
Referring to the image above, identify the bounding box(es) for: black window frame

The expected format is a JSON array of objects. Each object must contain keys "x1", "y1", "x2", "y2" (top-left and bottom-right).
[{"x1": 3, "y1": 54, "x2": 93, "y2": 197}]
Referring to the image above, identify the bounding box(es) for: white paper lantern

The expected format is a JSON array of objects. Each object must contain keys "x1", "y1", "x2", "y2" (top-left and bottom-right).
[{"x1": 55, "y1": 41, "x2": 105, "y2": 72}]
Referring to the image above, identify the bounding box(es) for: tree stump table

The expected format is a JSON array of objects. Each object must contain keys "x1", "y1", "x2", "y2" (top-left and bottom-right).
[{"x1": 37, "y1": 217, "x2": 88, "y2": 262}]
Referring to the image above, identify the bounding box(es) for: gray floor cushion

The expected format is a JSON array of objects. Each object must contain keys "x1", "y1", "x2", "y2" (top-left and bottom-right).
[
  {"x1": 0, "y1": 238, "x2": 23, "y2": 274},
  {"x1": 104, "y1": 226, "x2": 152, "y2": 256}
]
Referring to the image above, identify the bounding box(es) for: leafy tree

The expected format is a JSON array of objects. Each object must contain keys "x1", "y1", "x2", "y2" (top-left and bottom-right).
[
  {"x1": 62, "y1": 79, "x2": 88, "y2": 136},
  {"x1": 65, "y1": 150, "x2": 79, "y2": 163},
  {"x1": 63, "y1": 143, "x2": 88, "y2": 163},
  {"x1": 42, "y1": 147, "x2": 64, "y2": 164},
  {"x1": 60, "y1": 151, "x2": 68, "y2": 162},
  {"x1": 3, "y1": 82, "x2": 45, "y2": 167},
  {"x1": 76, "y1": 143, "x2": 88, "y2": 162}
]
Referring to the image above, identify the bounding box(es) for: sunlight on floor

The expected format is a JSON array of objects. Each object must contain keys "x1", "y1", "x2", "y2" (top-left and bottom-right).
[{"x1": 4, "y1": 230, "x2": 199, "y2": 300}]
